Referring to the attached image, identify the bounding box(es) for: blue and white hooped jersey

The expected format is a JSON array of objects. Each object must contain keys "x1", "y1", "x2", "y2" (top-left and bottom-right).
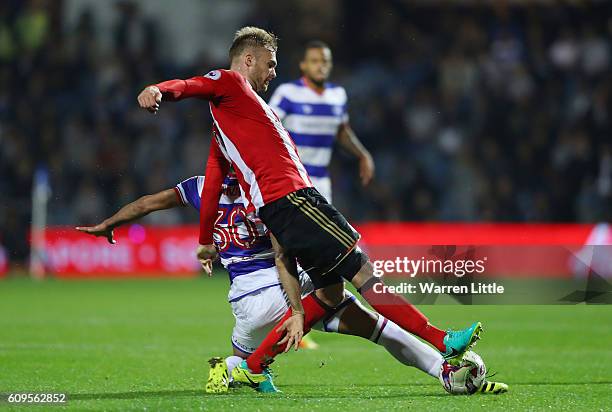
[
  {"x1": 175, "y1": 176, "x2": 279, "y2": 302},
  {"x1": 269, "y1": 78, "x2": 348, "y2": 179}
]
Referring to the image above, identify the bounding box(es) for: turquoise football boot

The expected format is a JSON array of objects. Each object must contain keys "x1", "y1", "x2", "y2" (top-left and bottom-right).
[
  {"x1": 442, "y1": 322, "x2": 483, "y2": 364},
  {"x1": 258, "y1": 367, "x2": 281, "y2": 393},
  {"x1": 231, "y1": 360, "x2": 280, "y2": 393}
]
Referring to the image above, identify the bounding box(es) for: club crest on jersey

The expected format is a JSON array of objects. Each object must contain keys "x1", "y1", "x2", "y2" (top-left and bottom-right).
[{"x1": 204, "y1": 70, "x2": 221, "y2": 80}]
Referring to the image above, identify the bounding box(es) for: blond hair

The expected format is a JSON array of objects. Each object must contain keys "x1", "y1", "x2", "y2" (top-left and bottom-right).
[{"x1": 229, "y1": 26, "x2": 278, "y2": 61}]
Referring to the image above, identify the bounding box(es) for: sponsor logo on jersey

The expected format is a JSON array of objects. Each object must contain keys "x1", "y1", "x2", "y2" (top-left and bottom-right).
[{"x1": 204, "y1": 70, "x2": 221, "y2": 80}]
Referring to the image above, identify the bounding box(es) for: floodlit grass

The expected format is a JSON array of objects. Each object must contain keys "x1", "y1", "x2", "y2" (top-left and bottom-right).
[{"x1": 0, "y1": 276, "x2": 610, "y2": 411}]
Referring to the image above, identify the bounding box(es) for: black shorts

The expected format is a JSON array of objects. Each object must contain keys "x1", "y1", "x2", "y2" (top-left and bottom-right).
[{"x1": 258, "y1": 187, "x2": 368, "y2": 289}]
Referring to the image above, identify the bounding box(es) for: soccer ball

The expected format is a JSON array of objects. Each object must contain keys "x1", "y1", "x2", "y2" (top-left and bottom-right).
[{"x1": 438, "y1": 351, "x2": 486, "y2": 395}]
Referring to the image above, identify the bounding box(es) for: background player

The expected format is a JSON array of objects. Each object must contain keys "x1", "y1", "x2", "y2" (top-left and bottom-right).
[
  {"x1": 268, "y1": 40, "x2": 374, "y2": 202},
  {"x1": 75, "y1": 173, "x2": 456, "y2": 393}
]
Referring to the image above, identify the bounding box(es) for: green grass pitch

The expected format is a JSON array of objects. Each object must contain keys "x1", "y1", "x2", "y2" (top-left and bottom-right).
[{"x1": 0, "y1": 276, "x2": 610, "y2": 411}]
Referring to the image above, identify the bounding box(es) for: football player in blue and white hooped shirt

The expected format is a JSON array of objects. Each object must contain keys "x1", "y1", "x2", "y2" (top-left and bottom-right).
[
  {"x1": 268, "y1": 40, "x2": 375, "y2": 202},
  {"x1": 76, "y1": 173, "x2": 445, "y2": 388}
]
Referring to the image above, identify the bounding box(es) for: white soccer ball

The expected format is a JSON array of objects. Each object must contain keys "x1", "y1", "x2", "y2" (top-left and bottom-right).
[{"x1": 438, "y1": 351, "x2": 486, "y2": 395}]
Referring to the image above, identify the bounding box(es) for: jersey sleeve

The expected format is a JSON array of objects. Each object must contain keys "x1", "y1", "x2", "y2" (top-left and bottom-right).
[
  {"x1": 268, "y1": 84, "x2": 291, "y2": 120},
  {"x1": 175, "y1": 176, "x2": 205, "y2": 210},
  {"x1": 199, "y1": 138, "x2": 231, "y2": 245},
  {"x1": 155, "y1": 70, "x2": 225, "y2": 101}
]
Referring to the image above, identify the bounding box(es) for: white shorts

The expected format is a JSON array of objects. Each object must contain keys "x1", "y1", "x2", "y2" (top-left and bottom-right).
[
  {"x1": 230, "y1": 272, "x2": 316, "y2": 354},
  {"x1": 310, "y1": 176, "x2": 332, "y2": 203}
]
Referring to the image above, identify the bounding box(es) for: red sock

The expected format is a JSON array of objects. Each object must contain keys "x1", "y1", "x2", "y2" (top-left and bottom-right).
[
  {"x1": 359, "y1": 278, "x2": 447, "y2": 352},
  {"x1": 246, "y1": 293, "x2": 328, "y2": 373}
]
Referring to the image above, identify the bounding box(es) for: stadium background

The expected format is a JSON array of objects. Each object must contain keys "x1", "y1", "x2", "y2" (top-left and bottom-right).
[{"x1": 1, "y1": 0, "x2": 611, "y2": 272}]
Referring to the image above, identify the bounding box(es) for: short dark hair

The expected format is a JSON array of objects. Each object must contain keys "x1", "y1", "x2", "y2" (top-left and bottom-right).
[
  {"x1": 229, "y1": 27, "x2": 278, "y2": 61},
  {"x1": 304, "y1": 40, "x2": 330, "y2": 53}
]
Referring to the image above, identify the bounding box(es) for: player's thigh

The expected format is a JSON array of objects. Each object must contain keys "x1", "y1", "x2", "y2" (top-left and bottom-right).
[
  {"x1": 260, "y1": 188, "x2": 361, "y2": 289},
  {"x1": 347, "y1": 259, "x2": 375, "y2": 289},
  {"x1": 230, "y1": 285, "x2": 289, "y2": 353},
  {"x1": 314, "y1": 282, "x2": 344, "y2": 307}
]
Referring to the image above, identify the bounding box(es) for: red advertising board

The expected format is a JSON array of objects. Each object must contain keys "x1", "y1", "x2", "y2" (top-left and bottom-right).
[
  {"x1": 354, "y1": 222, "x2": 595, "y2": 245},
  {"x1": 354, "y1": 223, "x2": 607, "y2": 279},
  {"x1": 37, "y1": 223, "x2": 610, "y2": 278},
  {"x1": 44, "y1": 225, "x2": 200, "y2": 277},
  {"x1": 0, "y1": 244, "x2": 7, "y2": 277}
]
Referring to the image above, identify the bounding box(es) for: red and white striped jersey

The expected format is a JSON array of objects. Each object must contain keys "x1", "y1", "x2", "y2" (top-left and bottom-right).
[{"x1": 154, "y1": 69, "x2": 313, "y2": 244}]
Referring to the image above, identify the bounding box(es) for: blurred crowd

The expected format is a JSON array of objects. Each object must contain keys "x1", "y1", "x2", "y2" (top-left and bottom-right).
[
  {"x1": 1, "y1": 0, "x2": 611, "y2": 264},
  {"x1": 254, "y1": 0, "x2": 612, "y2": 223}
]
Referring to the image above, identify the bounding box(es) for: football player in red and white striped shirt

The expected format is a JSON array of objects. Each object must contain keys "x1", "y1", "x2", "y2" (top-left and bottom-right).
[{"x1": 137, "y1": 26, "x2": 482, "y2": 391}]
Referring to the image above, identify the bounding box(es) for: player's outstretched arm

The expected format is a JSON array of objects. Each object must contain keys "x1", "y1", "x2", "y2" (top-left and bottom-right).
[
  {"x1": 137, "y1": 74, "x2": 221, "y2": 113},
  {"x1": 269, "y1": 233, "x2": 305, "y2": 352},
  {"x1": 76, "y1": 189, "x2": 180, "y2": 244},
  {"x1": 337, "y1": 122, "x2": 375, "y2": 185}
]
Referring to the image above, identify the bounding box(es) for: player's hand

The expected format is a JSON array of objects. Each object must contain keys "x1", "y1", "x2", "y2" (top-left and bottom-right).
[
  {"x1": 359, "y1": 154, "x2": 375, "y2": 186},
  {"x1": 75, "y1": 224, "x2": 115, "y2": 244},
  {"x1": 201, "y1": 259, "x2": 213, "y2": 275},
  {"x1": 137, "y1": 86, "x2": 162, "y2": 113},
  {"x1": 276, "y1": 311, "x2": 305, "y2": 352},
  {"x1": 196, "y1": 244, "x2": 218, "y2": 276}
]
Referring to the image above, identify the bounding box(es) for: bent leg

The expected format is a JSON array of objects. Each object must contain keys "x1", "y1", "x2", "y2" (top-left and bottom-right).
[
  {"x1": 348, "y1": 260, "x2": 447, "y2": 353},
  {"x1": 244, "y1": 292, "x2": 333, "y2": 373},
  {"x1": 322, "y1": 291, "x2": 443, "y2": 377}
]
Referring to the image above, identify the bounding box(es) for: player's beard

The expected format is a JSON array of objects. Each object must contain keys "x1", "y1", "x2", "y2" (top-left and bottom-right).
[{"x1": 307, "y1": 75, "x2": 325, "y2": 88}]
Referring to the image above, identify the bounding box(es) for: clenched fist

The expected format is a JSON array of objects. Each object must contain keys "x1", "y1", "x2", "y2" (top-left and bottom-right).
[{"x1": 137, "y1": 86, "x2": 162, "y2": 113}]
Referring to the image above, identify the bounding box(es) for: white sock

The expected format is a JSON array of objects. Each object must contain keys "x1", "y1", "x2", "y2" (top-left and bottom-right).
[
  {"x1": 225, "y1": 355, "x2": 243, "y2": 382},
  {"x1": 322, "y1": 291, "x2": 443, "y2": 377},
  {"x1": 375, "y1": 319, "x2": 443, "y2": 378}
]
